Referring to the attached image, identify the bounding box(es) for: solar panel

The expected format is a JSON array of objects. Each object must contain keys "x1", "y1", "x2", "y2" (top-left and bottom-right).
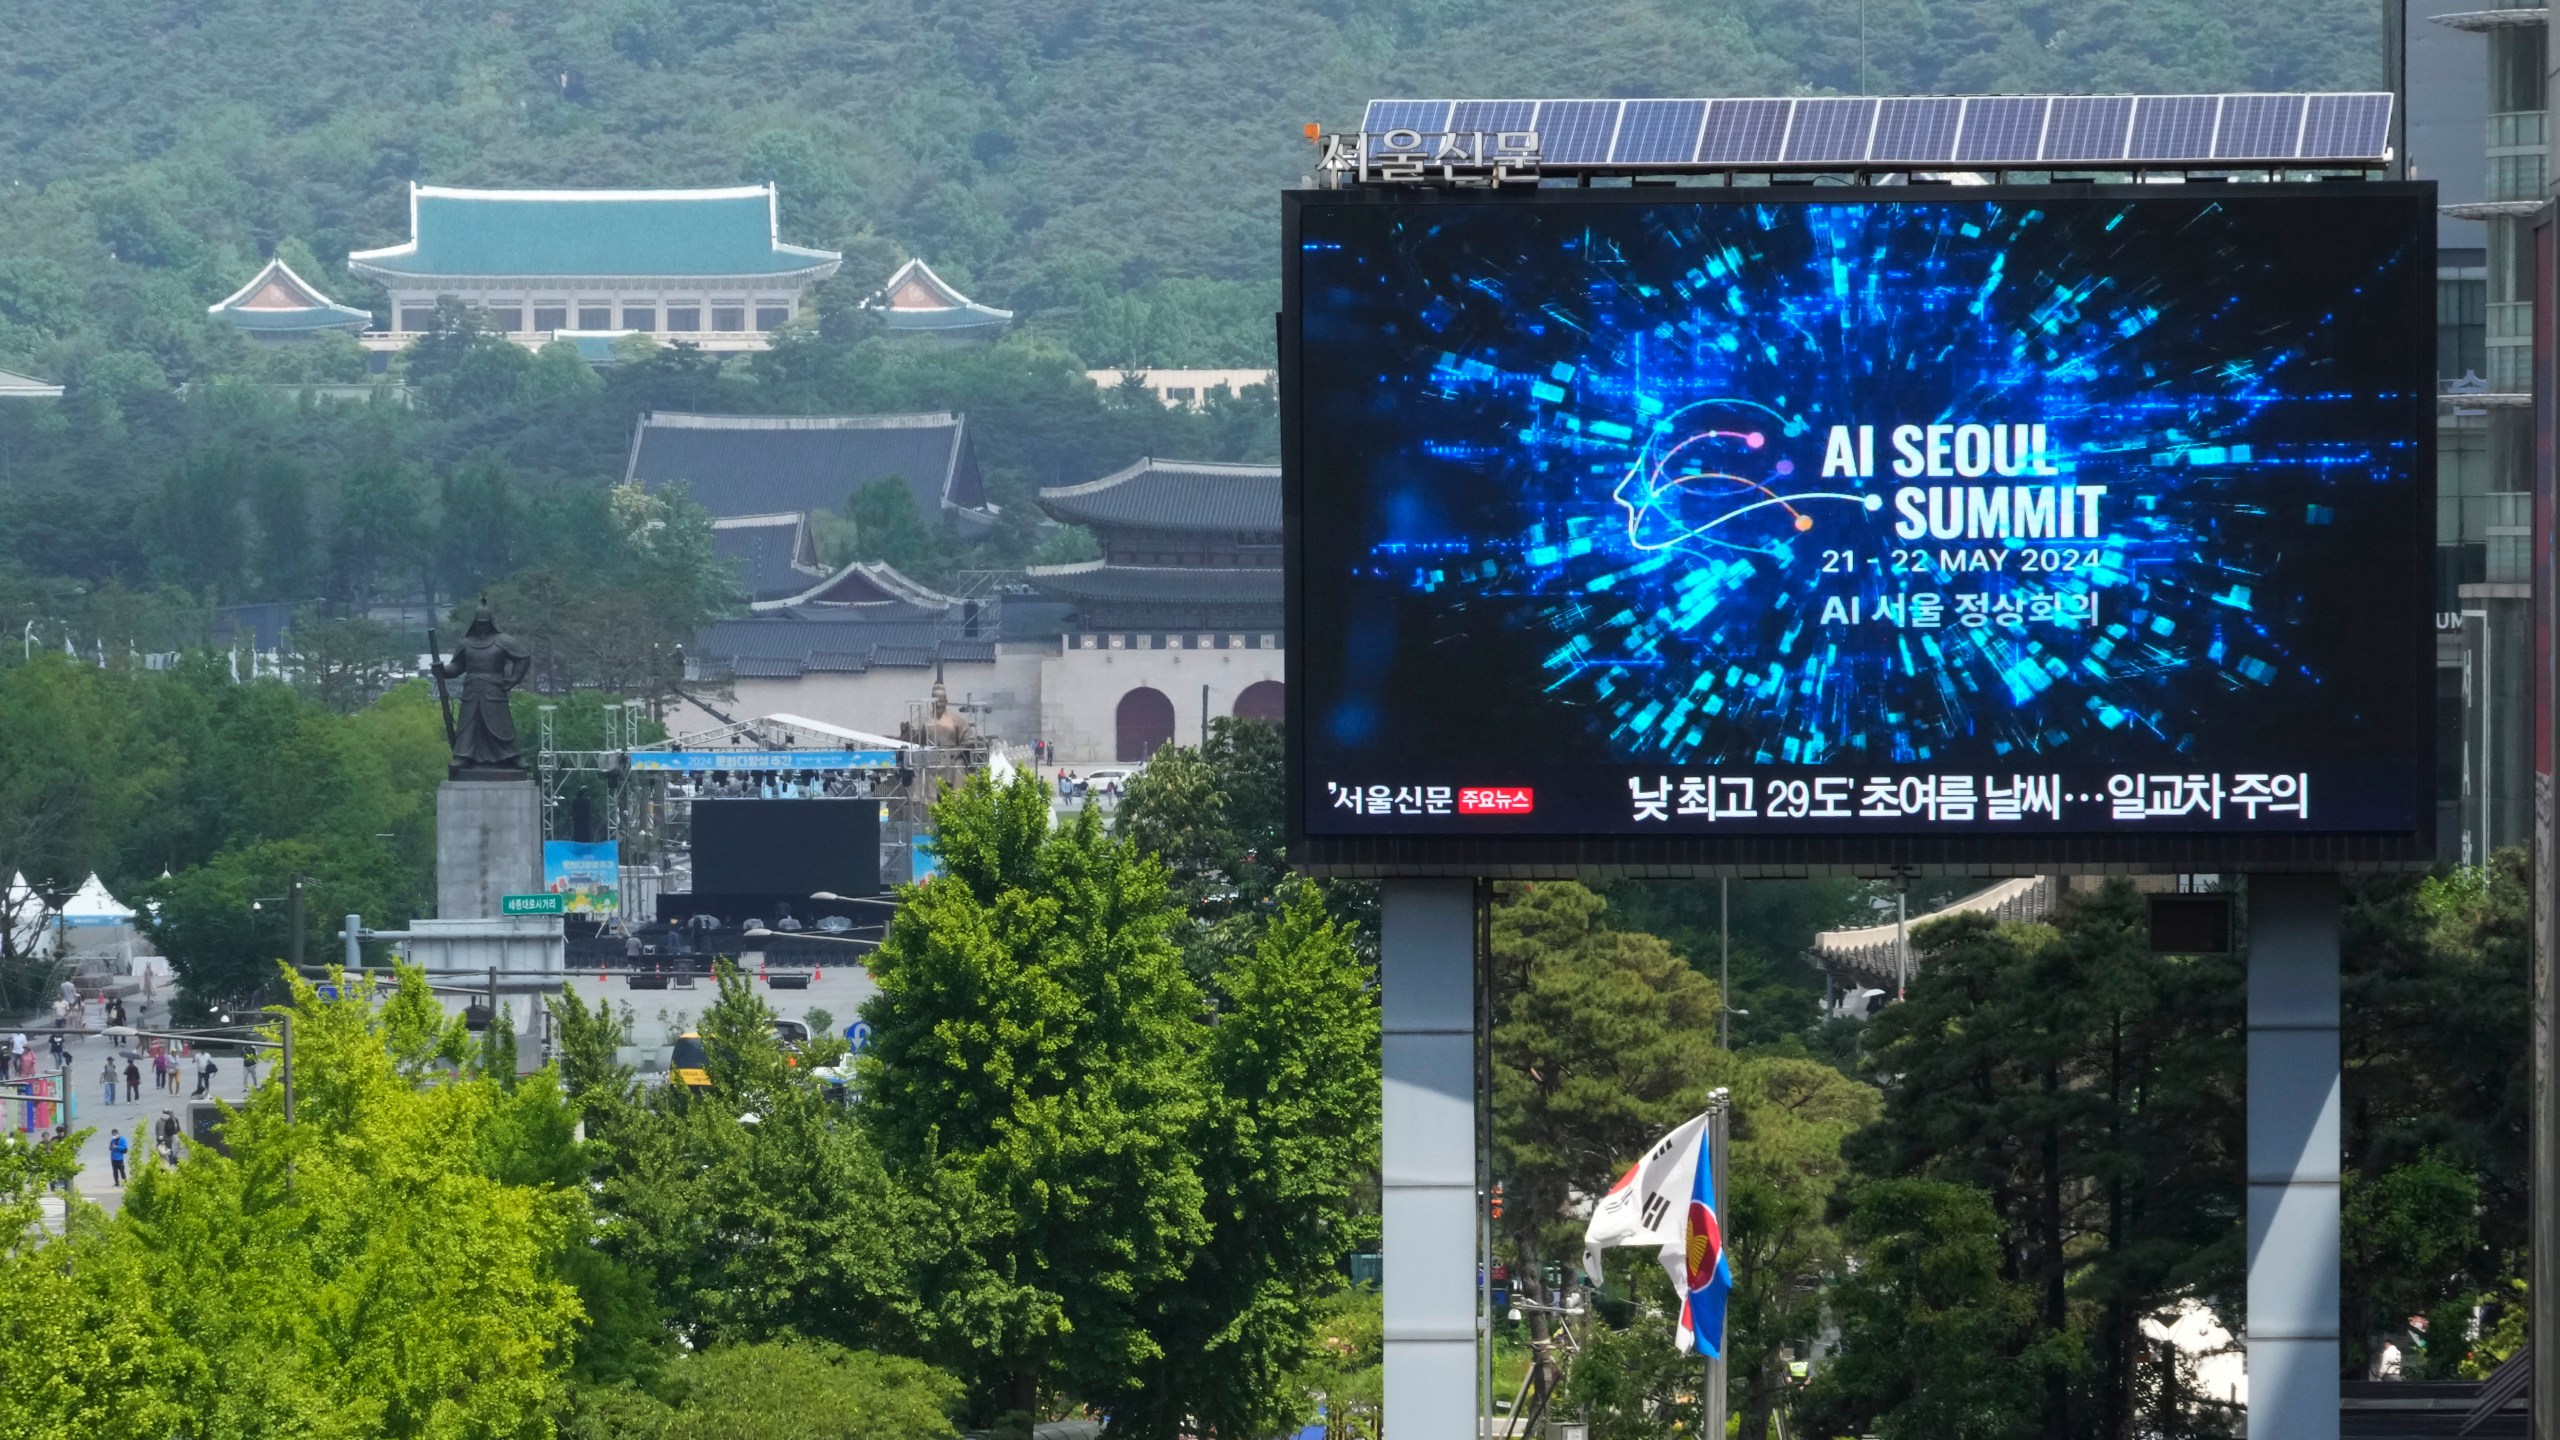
[
  {"x1": 1355, "y1": 93, "x2": 2392, "y2": 169},
  {"x1": 1533, "y1": 100, "x2": 1623, "y2": 164},
  {"x1": 1448, "y1": 100, "x2": 1538, "y2": 136},
  {"x1": 2042, "y1": 95, "x2": 2137, "y2": 162},
  {"x1": 1783, "y1": 98, "x2": 1879, "y2": 164},
  {"x1": 1363, "y1": 100, "x2": 1454, "y2": 138},
  {"x1": 1613, "y1": 99, "x2": 1709, "y2": 164},
  {"x1": 2213, "y1": 93, "x2": 2306, "y2": 160},
  {"x1": 1871, "y1": 97, "x2": 1962, "y2": 162},
  {"x1": 1955, "y1": 96, "x2": 2048, "y2": 163},
  {"x1": 2302, "y1": 92, "x2": 2392, "y2": 160},
  {"x1": 1698, "y1": 99, "x2": 1791, "y2": 164},
  {"x1": 2127, "y1": 95, "x2": 2220, "y2": 161}
]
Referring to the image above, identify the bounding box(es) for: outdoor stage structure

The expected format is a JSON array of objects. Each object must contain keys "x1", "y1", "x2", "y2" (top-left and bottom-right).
[
  {"x1": 1289, "y1": 94, "x2": 2432, "y2": 1440},
  {"x1": 527, "y1": 707, "x2": 999, "y2": 911}
]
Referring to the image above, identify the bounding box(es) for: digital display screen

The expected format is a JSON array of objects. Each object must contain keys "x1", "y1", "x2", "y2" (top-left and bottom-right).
[{"x1": 1288, "y1": 188, "x2": 2433, "y2": 849}]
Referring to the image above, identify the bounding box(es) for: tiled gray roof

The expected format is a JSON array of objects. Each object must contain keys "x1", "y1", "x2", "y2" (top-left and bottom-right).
[
  {"x1": 1024, "y1": 562, "x2": 1283, "y2": 604},
  {"x1": 1038, "y1": 459, "x2": 1279, "y2": 534},
  {"x1": 628, "y1": 412, "x2": 990, "y2": 522},
  {"x1": 712, "y1": 514, "x2": 824, "y2": 602}
]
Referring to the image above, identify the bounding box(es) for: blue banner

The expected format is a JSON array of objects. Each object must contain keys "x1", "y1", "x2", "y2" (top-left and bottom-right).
[{"x1": 627, "y1": 749, "x2": 900, "y2": 772}]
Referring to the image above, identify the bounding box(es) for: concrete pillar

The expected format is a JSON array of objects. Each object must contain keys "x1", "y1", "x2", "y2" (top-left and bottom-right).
[
  {"x1": 1380, "y1": 880, "x2": 1477, "y2": 1440},
  {"x1": 2246, "y1": 873, "x2": 2342, "y2": 1440}
]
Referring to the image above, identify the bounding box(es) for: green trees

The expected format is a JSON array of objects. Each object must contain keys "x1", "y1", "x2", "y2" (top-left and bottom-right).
[
  {"x1": 863, "y1": 774, "x2": 1212, "y2": 1417},
  {"x1": 0, "y1": 966, "x2": 590, "y2": 1439},
  {"x1": 1820, "y1": 882, "x2": 2244, "y2": 1440},
  {"x1": 1809, "y1": 1179, "x2": 2072, "y2": 1440},
  {"x1": 863, "y1": 771, "x2": 1379, "y2": 1430}
]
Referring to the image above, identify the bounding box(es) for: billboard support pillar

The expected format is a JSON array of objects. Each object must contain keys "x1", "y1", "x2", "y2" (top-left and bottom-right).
[
  {"x1": 1380, "y1": 879, "x2": 1479, "y2": 1440},
  {"x1": 2245, "y1": 873, "x2": 2341, "y2": 1440}
]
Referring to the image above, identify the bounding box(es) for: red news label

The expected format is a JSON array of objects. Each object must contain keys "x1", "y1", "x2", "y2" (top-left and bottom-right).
[{"x1": 1459, "y1": 786, "x2": 1535, "y2": 815}]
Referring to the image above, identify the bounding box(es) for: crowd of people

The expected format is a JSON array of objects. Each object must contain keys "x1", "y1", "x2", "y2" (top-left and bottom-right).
[
  {"x1": 4, "y1": 962, "x2": 263, "y2": 1190},
  {"x1": 679, "y1": 770, "x2": 880, "y2": 799}
]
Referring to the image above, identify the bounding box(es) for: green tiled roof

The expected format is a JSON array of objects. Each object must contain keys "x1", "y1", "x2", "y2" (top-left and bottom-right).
[
  {"x1": 348, "y1": 185, "x2": 842, "y2": 280},
  {"x1": 221, "y1": 306, "x2": 371, "y2": 333},
  {"x1": 207, "y1": 258, "x2": 372, "y2": 333}
]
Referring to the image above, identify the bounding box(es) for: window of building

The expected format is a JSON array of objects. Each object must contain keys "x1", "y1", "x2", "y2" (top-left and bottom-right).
[
  {"x1": 399, "y1": 308, "x2": 438, "y2": 332},
  {"x1": 667, "y1": 306, "x2": 702, "y2": 332},
  {"x1": 484, "y1": 307, "x2": 525, "y2": 333},
  {"x1": 710, "y1": 305, "x2": 746, "y2": 332},
  {"x1": 2438, "y1": 276, "x2": 2486, "y2": 384},
  {"x1": 532, "y1": 306, "x2": 568, "y2": 332},
  {"x1": 2490, "y1": 24, "x2": 2548, "y2": 115},
  {"x1": 578, "y1": 307, "x2": 612, "y2": 331},
  {"x1": 622, "y1": 307, "x2": 657, "y2": 332},
  {"x1": 755, "y1": 306, "x2": 791, "y2": 331}
]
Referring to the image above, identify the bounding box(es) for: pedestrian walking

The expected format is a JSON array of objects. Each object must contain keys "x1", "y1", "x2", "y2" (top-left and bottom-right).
[
  {"x1": 48, "y1": 1124, "x2": 71, "y2": 1191},
  {"x1": 240, "y1": 1051, "x2": 257, "y2": 1093},
  {"x1": 108, "y1": 1129, "x2": 128, "y2": 1185},
  {"x1": 123, "y1": 1058, "x2": 139, "y2": 1103},
  {"x1": 155, "y1": 1109, "x2": 180, "y2": 1166},
  {"x1": 58, "y1": 978, "x2": 77, "y2": 1022},
  {"x1": 100, "y1": 1057, "x2": 116, "y2": 1108},
  {"x1": 192, "y1": 1055, "x2": 216, "y2": 1099},
  {"x1": 150, "y1": 1049, "x2": 169, "y2": 1094}
]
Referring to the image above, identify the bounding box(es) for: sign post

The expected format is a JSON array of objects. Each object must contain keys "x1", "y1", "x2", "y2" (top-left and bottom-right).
[{"x1": 499, "y1": 893, "x2": 565, "y2": 917}]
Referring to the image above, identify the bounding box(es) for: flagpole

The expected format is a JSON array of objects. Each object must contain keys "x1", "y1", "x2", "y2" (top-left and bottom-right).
[{"x1": 1704, "y1": 1092, "x2": 1730, "y2": 1440}]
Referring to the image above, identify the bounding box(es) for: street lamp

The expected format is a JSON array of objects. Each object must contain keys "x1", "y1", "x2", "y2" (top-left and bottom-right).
[{"x1": 808, "y1": 891, "x2": 898, "y2": 907}]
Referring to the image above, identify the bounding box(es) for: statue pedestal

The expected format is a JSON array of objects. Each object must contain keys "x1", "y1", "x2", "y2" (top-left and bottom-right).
[
  {"x1": 437, "y1": 777, "x2": 542, "y2": 920},
  {"x1": 424, "y1": 777, "x2": 560, "y2": 1073}
]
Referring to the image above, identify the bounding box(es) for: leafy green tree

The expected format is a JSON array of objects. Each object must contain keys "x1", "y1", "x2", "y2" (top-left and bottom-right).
[
  {"x1": 586, "y1": 965, "x2": 930, "y2": 1354},
  {"x1": 250, "y1": 459, "x2": 321, "y2": 599},
  {"x1": 2341, "y1": 857, "x2": 2532, "y2": 1377},
  {"x1": 657, "y1": 1340, "x2": 962, "y2": 1440},
  {"x1": 842, "y1": 474, "x2": 949, "y2": 580},
  {"x1": 437, "y1": 452, "x2": 524, "y2": 600},
  {"x1": 41, "y1": 965, "x2": 595, "y2": 1437},
  {"x1": 332, "y1": 458, "x2": 431, "y2": 607},
  {"x1": 1844, "y1": 884, "x2": 2243, "y2": 1439},
  {"x1": 1806, "y1": 1178, "x2": 2079, "y2": 1440},
  {"x1": 1101, "y1": 886, "x2": 1381, "y2": 1438},
  {"x1": 1724, "y1": 1056, "x2": 1881, "y2": 1439},
  {"x1": 862, "y1": 772, "x2": 1210, "y2": 1420}
]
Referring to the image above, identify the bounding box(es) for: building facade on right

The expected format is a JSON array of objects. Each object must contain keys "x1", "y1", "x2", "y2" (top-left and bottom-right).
[{"x1": 2400, "y1": 0, "x2": 2548, "y2": 862}]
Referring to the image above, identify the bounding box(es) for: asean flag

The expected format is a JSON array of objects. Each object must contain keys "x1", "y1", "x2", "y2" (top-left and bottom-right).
[{"x1": 1657, "y1": 1126, "x2": 1732, "y2": 1358}]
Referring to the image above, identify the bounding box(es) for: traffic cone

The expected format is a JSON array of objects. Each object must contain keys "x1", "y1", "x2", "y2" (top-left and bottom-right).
[{"x1": 814, "y1": 967, "x2": 823, "y2": 981}]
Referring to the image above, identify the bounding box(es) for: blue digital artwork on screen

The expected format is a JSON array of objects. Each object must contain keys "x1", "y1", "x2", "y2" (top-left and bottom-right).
[{"x1": 1294, "y1": 192, "x2": 2432, "y2": 837}]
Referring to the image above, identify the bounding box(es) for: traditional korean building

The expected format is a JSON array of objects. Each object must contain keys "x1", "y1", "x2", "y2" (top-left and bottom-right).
[
  {"x1": 207, "y1": 259, "x2": 372, "y2": 343},
  {"x1": 712, "y1": 513, "x2": 829, "y2": 605},
  {"x1": 673, "y1": 561, "x2": 1013, "y2": 739},
  {"x1": 864, "y1": 258, "x2": 1012, "y2": 341},
  {"x1": 1026, "y1": 458, "x2": 1283, "y2": 762},
  {"x1": 625, "y1": 411, "x2": 998, "y2": 531},
  {"x1": 347, "y1": 184, "x2": 840, "y2": 354}
]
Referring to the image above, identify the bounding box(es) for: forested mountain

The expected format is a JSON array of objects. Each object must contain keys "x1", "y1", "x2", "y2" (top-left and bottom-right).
[{"x1": 0, "y1": 0, "x2": 2379, "y2": 377}]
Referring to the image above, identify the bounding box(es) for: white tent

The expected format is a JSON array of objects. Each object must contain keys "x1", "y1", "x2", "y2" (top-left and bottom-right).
[{"x1": 59, "y1": 873, "x2": 135, "y2": 927}]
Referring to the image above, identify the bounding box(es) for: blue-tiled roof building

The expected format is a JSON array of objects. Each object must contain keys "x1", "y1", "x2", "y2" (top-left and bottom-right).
[
  {"x1": 347, "y1": 184, "x2": 841, "y2": 353},
  {"x1": 207, "y1": 259, "x2": 373, "y2": 342}
]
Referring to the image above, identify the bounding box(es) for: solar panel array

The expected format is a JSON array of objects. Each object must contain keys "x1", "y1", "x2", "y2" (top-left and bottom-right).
[{"x1": 1359, "y1": 93, "x2": 2393, "y2": 168}]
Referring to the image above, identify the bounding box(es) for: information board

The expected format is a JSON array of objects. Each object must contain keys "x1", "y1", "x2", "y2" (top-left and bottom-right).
[{"x1": 1284, "y1": 186, "x2": 2435, "y2": 870}]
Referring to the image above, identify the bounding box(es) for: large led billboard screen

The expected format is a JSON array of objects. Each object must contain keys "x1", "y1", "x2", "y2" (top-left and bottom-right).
[{"x1": 1283, "y1": 186, "x2": 2435, "y2": 871}]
